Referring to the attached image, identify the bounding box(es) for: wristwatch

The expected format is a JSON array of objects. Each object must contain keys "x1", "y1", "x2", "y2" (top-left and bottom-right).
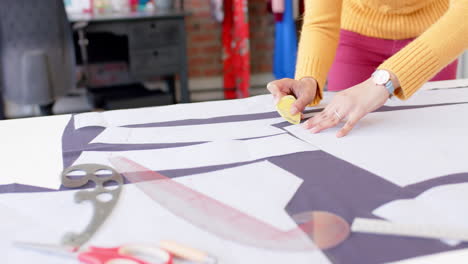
[{"x1": 372, "y1": 69, "x2": 396, "y2": 96}]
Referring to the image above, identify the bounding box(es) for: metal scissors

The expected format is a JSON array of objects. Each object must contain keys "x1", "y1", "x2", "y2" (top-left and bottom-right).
[{"x1": 15, "y1": 241, "x2": 173, "y2": 264}]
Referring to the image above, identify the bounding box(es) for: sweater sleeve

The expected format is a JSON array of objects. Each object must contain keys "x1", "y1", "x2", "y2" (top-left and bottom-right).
[
  {"x1": 378, "y1": 0, "x2": 468, "y2": 100},
  {"x1": 295, "y1": 0, "x2": 343, "y2": 106}
]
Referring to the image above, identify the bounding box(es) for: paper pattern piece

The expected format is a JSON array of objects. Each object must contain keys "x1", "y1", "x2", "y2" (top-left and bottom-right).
[
  {"x1": 373, "y1": 183, "x2": 468, "y2": 246},
  {"x1": 386, "y1": 248, "x2": 468, "y2": 264},
  {"x1": 111, "y1": 157, "x2": 324, "y2": 251},
  {"x1": 164, "y1": 161, "x2": 304, "y2": 231},
  {"x1": 285, "y1": 104, "x2": 468, "y2": 187},
  {"x1": 74, "y1": 95, "x2": 277, "y2": 129},
  {"x1": 420, "y1": 78, "x2": 468, "y2": 91},
  {"x1": 0, "y1": 115, "x2": 71, "y2": 189},
  {"x1": 384, "y1": 87, "x2": 468, "y2": 107},
  {"x1": 74, "y1": 134, "x2": 318, "y2": 171},
  {"x1": 0, "y1": 204, "x2": 63, "y2": 263},
  {"x1": 74, "y1": 93, "x2": 335, "y2": 129},
  {"x1": 91, "y1": 117, "x2": 285, "y2": 144},
  {"x1": 0, "y1": 161, "x2": 331, "y2": 264}
]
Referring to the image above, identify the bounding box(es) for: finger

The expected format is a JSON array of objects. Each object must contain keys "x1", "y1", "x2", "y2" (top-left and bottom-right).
[
  {"x1": 309, "y1": 114, "x2": 341, "y2": 134},
  {"x1": 267, "y1": 79, "x2": 296, "y2": 102},
  {"x1": 336, "y1": 112, "x2": 365, "y2": 138},
  {"x1": 266, "y1": 83, "x2": 283, "y2": 103},
  {"x1": 291, "y1": 81, "x2": 317, "y2": 115},
  {"x1": 291, "y1": 96, "x2": 311, "y2": 115},
  {"x1": 302, "y1": 110, "x2": 330, "y2": 129},
  {"x1": 266, "y1": 82, "x2": 280, "y2": 95}
]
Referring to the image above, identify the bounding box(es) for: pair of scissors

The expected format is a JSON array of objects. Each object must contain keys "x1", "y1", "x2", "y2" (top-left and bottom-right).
[
  {"x1": 14, "y1": 241, "x2": 173, "y2": 264},
  {"x1": 14, "y1": 163, "x2": 173, "y2": 263}
]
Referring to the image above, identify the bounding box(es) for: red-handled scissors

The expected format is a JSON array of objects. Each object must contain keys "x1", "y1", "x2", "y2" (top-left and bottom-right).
[{"x1": 14, "y1": 241, "x2": 173, "y2": 264}]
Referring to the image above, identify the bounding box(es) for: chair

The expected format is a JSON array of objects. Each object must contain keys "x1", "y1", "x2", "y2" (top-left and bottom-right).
[{"x1": 0, "y1": 0, "x2": 75, "y2": 118}]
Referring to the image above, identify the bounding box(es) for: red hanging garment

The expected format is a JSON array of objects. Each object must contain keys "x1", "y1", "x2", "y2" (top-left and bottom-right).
[
  {"x1": 222, "y1": 0, "x2": 250, "y2": 99},
  {"x1": 222, "y1": 0, "x2": 235, "y2": 99}
]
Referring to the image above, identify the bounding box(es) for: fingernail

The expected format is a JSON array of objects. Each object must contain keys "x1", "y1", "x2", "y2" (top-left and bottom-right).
[
  {"x1": 267, "y1": 83, "x2": 277, "y2": 91},
  {"x1": 274, "y1": 96, "x2": 280, "y2": 104},
  {"x1": 309, "y1": 127, "x2": 318, "y2": 133},
  {"x1": 290, "y1": 106, "x2": 298, "y2": 115},
  {"x1": 302, "y1": 121, "x2": 310, "y2": 129}
]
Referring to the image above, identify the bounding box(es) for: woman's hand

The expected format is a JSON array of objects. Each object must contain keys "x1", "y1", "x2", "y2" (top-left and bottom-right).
[
  {"x1": 267, "y1": 78, "x2": 318, "y2": 115},
  {"x1": 303, "y1": 78, "x2": 390, "y2": 137}
]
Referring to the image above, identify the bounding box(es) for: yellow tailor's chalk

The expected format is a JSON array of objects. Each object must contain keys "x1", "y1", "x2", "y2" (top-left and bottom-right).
[{"x1": 276, "y1": 95, "x2": 301, "y2": 125}]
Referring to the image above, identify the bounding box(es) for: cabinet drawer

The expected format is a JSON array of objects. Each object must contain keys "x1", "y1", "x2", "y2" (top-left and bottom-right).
[
  {"x1": 129, "y1": 20, "x2": 181, "y2": 49},
  {"x1": 130, "y1": 47, "x2": 179, "y2": 77}
]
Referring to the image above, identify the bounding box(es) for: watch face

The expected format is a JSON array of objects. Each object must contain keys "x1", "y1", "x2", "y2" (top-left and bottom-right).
[{"x1": 373, "y1": 70, "x2": 390, "y2": 85}]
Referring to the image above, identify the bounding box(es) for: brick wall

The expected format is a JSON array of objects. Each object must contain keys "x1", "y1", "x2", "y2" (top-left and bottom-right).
[
  {"x1": 185, "y1": 0, "x2": 274, "y2": 79},
  {"x1": 248, "y1": 0, "x2": 275, "y2": 74}
]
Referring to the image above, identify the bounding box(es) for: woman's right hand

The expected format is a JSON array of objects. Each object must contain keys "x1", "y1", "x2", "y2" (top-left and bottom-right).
[{"x1": 266, "y1": 77, "x2": 318, "y2": 115}]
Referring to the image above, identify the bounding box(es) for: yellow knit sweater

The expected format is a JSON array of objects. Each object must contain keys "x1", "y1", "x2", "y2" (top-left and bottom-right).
[{"x1": 295, "y1": 0, "x2": 468, "y2": 105}]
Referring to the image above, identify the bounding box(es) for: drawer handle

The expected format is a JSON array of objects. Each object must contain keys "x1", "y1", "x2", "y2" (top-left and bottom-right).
[
  {"x1": 153, "y1": 51, "x2": 159, "y2": 57},
  {"x1": 150, "y1": 23, "x2": 156, "y2": 29}
]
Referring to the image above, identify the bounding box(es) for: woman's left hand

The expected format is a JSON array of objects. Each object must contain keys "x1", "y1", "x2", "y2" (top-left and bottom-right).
[{"x1": 303, "y1": 78, "x2": 391, "y2": 137}]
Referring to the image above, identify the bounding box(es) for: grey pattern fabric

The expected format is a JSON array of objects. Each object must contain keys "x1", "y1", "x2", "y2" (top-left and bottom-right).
[{"x1": 0, "y1": 0, "x2": 75, "y2": 105}]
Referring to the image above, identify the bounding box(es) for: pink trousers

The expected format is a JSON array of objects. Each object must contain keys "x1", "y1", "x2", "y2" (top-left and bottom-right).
[{"x1": 327, "y1": 30, "x2": 458, "y2": 91}]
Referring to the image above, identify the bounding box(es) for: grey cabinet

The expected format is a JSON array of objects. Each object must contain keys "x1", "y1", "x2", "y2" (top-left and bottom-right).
[{"x1": 69, "y1": 11, "x2": 190, "y2": 105}]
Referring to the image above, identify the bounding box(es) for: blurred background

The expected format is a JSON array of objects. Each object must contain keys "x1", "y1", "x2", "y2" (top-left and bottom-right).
[{"x1": 0, "y1": 0, "x2": 467, "y2": 119}]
